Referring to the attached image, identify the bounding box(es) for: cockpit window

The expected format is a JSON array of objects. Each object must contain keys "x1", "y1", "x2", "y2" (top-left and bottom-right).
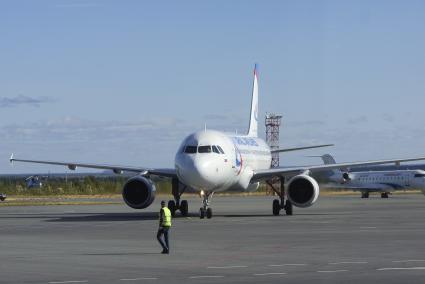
[
  {"x1": 216, "y1": 145, "x2": 225, "y2": 154},
  {"x1": 414, "y1": 173, "x2": 425, "y2": 178},
  {"x1": 184, "y1": 146, "x2": 197, "y2": 154},
  {"x1": 198, "y1": 146, "x2": 212, "y2": 153},
  {"x1": 212, "y1": 145, "x2": 220, "y2": 154}
]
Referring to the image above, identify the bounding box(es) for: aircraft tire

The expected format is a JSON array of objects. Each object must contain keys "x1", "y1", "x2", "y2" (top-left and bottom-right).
[
  {"x1": 272, "y1": 199, "x2": 280, "y2": 216},
  {"x1": 199, "y1": 208, "x2": 205, "y2": 219},
  {"x1": 180, "y1": 200, "x2": 189, "y2": 216},
  {"x1": 168, "y1": 200, "x2": 176, "y2": 217},
  {"x1": 206, "y1": 208, "x2": 212, "y2": 219},
  {"x1": 285, "y1": 200, "x2": 293, "y2": 216}
]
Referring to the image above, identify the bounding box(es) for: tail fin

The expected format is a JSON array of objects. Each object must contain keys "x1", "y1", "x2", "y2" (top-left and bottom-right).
[
  {"x1": 320, "y1": 154, "x2": 348, "y2": 173},
  {"x1": 247, "y1": 64, "x2": 259, "y2": 137},
  {"x1": 321, "y1": 154, "x2": 336, "y2": 165}
]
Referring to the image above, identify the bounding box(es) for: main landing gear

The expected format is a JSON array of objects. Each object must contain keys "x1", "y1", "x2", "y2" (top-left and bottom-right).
[
  {"x1": 167, "y1": 178, "x2": 189, "y2": 217},
  {"x1": 267, "y1": 177, "x2": 293, "y2": 216},
  {"x1": 381, "y1": 192, "x2": 389, "y2": 198},
  {"x1": 199, "y1": 190, "x2": 214, "y2": 219},
  {"x1": 361, "y1": 192, "x2": 369, "y2": 198}
]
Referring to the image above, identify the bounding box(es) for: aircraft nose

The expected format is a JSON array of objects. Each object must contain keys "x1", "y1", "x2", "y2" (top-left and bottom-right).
[{"x1": 177, "y1": 155, "x2": 218, "y2": 190}]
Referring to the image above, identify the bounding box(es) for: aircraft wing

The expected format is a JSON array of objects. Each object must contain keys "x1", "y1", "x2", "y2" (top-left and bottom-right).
[
  {"x1": 251, "y1": 156, "x2": 425, "y2": 182},
  {"x1": 270, "y1": 144, "x2": 334, "y2": 153},
  {"x1": 9, "y1": 154, "x2": 177, "y2": 178}
]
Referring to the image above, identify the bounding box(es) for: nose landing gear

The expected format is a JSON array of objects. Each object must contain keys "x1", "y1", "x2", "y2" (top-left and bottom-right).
[{"x1": 199, "y1": 191, "x2": 214, "y2": 219}]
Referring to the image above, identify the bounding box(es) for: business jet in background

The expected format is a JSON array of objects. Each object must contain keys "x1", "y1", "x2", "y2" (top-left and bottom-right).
[
  {"x1": 10, "y1": 65, "x2": 425, "y2": 219},
  {"x1": 316, "y1": 154, "x2": 425, "y2": 198}
]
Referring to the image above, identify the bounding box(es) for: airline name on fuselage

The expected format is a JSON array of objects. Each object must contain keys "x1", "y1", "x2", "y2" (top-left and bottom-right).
[{"x1": 231, "y1": 136, "x2": 259, "y2": 147}]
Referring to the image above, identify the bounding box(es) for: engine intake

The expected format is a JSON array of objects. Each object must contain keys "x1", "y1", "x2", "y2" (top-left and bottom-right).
[
  {"x1": 287, "y1": 175, "x2": 319, "y2": 208},
  {"x1": 342, "y1": 172, "x2": 351, "y2": 182},
  {"x1": 122, "y1": 176, "x2": 156, "y2": 209}
]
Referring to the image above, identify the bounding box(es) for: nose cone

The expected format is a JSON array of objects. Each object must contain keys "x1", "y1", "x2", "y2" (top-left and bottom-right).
[{"x1": 176, "y1": 155, "x2": 219, "y2": 190}]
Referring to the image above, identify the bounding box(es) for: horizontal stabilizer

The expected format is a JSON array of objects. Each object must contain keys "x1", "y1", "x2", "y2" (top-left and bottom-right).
[{"x1": 271, "y1": 144, "x2": 334, "y2": 154}]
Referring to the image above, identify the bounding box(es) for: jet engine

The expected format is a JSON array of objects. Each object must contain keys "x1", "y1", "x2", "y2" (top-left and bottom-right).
[
  {"x1": 287, "y1": 175, "x2": 320, "y2": 208},
  {"x1": 122, "y1": 176, "x2": 156, "y2": 209},
  {"x1": 342, "y1": 172, "x2": 351, "y2": 183}
]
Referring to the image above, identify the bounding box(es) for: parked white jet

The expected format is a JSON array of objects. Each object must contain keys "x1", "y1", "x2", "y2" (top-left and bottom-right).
[
  {"x1": 317, "y1": 154, "x2": 425, "y2": 198},
  {"x1": 10, "y1": 65, "x2": 425, "y2": 218}
]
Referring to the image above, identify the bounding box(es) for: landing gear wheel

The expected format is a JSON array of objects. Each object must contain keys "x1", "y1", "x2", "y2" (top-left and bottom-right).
[
  {"x1": 206, "y1": 208, "x2": 212, "y2": 219},
  {"x1": 381, "y1": 193, "x2": 389, "y2": 198},
  {"x1": 180, "y1": 200, "x2": 189, "y2": 216},
  {"x1": 285, "y1": 200, "x2": 293, "y2": 216},
  {"x1": 199, "y1": 208, "x2": 205, "y2": 219},
  {"x1": 272, "y1": 199, "x2": 280, "y2": 216},
  {"x1": 361, "y1": 192, "x2": 369, "y2": 198},
  {"x1": 168, "y1": 200, "x2": 176, "y2": 217}
]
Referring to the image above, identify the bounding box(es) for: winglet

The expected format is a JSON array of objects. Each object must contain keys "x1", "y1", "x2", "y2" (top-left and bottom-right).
[{"x1": 9, "y1": 153, "x2": 14, "y2": 164}]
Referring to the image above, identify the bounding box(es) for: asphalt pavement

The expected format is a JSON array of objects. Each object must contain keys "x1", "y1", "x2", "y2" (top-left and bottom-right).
[{"x1": 1, "y1": 194, "x2": 425, "y2": 283}]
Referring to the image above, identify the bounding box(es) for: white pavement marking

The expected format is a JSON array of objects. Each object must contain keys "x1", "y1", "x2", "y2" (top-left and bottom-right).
[
  {"x1": 120, "y1": 278, "x2": 158, "y2": 281},
  {"x1": 207, "y1": 265, "x2": 248, "y2": 269},
  {"x1": 268, "y1": 264, "x2": 307, "y2": 267},
  {"x1": 48, "y1": 281, "x2": 88, "y2": 284},
  {"x1": 254, "y1": 272, "x2": 287, "y2": 276},
  {"x1": 317, "y1": 270, "x2": 348, "y2": 273},
  {"x1": 189, "y1": 275, "x2": 224, "y2": 279},
  {"x1": 360, "y1": 226, "x2": 377, "y2": 229},
  {"x1": 329, "y1": 261, "x2": 368, "y2": 265},
  {"x1": 392, "y1": 260, "x2": 425, "y2": 263},
  {"x1": 377, "y1": 267, "x2": 425, "y2": 271}
]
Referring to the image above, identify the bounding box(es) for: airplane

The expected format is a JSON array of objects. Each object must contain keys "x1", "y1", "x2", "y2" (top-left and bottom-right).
[
  {"x1": 9, "y1": 65, "x2": 425, "y2": 218},
  {"x1": 315, "y1": 154, "x2": 425, "y2": 198},
  {"x1": 25, "y1": 175, "x2": 44, "y2": 188}
]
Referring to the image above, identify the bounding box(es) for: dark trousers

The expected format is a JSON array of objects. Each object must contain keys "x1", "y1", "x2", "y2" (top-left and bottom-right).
[{"x1": 157, "y1": 226, "x2": 170, "y2": 251}]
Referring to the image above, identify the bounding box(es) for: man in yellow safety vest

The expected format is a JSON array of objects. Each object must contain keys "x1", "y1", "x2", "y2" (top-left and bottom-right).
[{"x1": 157, "y1": 200, "x2": 172, "y2": 254}]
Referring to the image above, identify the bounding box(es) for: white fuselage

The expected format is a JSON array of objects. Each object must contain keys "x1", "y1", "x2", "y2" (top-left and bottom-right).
[
  {"x1": 175, "y1": 130, "x2": 271, "y2": 192},
  {"x1": 330, "y1": 170, "x2": 425, "y2": 192}
]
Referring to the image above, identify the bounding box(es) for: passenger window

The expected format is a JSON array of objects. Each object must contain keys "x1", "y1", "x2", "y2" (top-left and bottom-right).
[
  {"x1": 198, "y1": 146, "x2": 212, "y2": 153},
  {"x1": 216, "y1": 145, "x2": 225, "y2": 154},
  {"x1": 212, "y1": 146, "x2": 220, "y2": 154},
  {"x1": 184, "y1": 146, "x2": 197, "y2": 154}
]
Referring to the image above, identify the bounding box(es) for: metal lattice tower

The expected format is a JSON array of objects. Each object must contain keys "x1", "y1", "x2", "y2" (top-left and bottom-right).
[{"x1": 265, "y1": 113, "x2": 282, "y2": 168}]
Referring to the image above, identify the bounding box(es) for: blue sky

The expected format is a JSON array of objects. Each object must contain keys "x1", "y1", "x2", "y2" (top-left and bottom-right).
[{"x1": 1, "y1": 0, "x2": 425, "y2": 173}]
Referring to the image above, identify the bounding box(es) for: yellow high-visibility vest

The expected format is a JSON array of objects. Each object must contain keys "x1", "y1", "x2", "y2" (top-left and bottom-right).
[{"x1": 161, "y1": 207, "x2": 172, "y2": 227}]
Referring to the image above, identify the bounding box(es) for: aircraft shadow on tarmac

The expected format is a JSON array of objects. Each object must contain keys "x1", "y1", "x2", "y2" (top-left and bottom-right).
[
  {"x1": 42, "y1": 212, "x2": 338, "y2": 222},
  {"x1": 0, "y1": 212, "x2": 341, "y2": 223},
  {"x1": 44, "y1": 212, "x2": 201, "y2": 222},
  {"x1": 80, "y1": 252, "x2": 159, "y2": 256}
]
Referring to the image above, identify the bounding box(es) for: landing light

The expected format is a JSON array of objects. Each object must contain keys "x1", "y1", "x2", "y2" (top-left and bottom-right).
[{"x1": 200, "y1": 190, "x2": 205, "y2": 196}]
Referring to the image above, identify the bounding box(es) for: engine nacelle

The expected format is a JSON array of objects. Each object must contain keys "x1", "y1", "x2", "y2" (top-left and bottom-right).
[
  {"x1": 122, "y1": 176, "x2": 156, "y2": 209},
  {"x1": 342, "y1": 172, "x2": 351, "y2": 183},
  {"x1": 287, "y1": 175, "x2": 320, "y2": 208}
]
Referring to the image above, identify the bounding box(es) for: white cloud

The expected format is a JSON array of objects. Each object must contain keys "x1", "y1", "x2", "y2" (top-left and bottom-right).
[{"x1": 0, "y1": 95, "x2": 55, "y2": 108}]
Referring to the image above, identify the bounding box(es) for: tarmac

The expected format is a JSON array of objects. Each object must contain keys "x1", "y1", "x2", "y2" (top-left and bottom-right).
[{"x1": 1, "y1": 194, "x2": 425, "y2": 283}]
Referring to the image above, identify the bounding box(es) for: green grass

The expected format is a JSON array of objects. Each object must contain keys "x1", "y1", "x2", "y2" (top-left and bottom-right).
[{"x1": 0, "y1": 176, "x2": 172, "y2": 196}]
